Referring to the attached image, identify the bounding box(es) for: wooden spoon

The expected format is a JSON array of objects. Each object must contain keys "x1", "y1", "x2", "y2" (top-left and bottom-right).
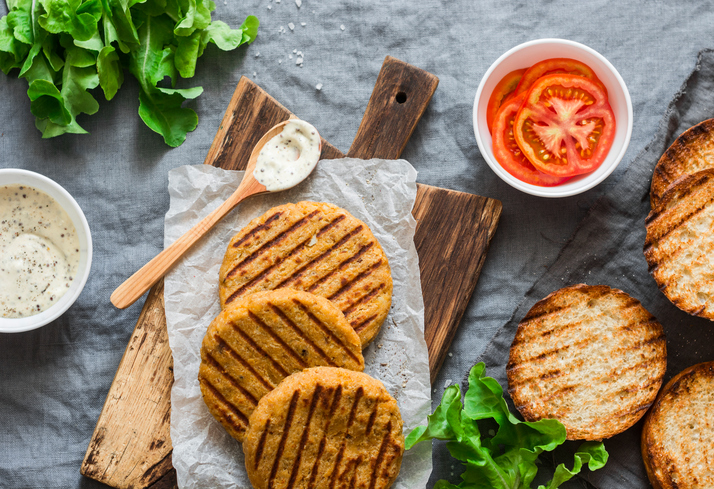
[{"x1": 110, "y1": 119, "x2": 321, "y2": 309}]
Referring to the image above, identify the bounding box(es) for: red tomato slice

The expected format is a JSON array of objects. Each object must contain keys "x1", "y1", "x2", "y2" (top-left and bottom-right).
[
  {"x1": 513, "y1": 73, "x2": 616, "y2": 177},
  {"x1": 486, "y1": 68, "x2": 526, "y2": 133},
  {"x1": 515, "y1": 58, "x2": 606, "y2": 96},
  {"x1": 491, "y1": 93, "x2": 571, "y2": 187}
]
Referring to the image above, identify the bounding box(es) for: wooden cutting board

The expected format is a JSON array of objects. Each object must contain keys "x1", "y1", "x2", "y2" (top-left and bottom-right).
[{"x1": 80, "y1": 56, "x2": 501, "y2": 489}]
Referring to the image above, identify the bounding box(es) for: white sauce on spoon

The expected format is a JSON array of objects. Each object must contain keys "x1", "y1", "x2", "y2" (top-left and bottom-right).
[
  {"x1": 0, "y1": 185, "x2": 80, "y2": 318},
  {"x1": 253, "y1": 119, "x2": 321, "y2": 191}
]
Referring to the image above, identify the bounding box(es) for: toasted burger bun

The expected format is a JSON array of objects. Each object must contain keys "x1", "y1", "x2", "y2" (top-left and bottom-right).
[
  {"x1": 642, "y1": 362, "x2": 714, "y2": 489},
  {"x1": 645, "y1": 169, "x2": 714, "y2": 320},
  {"x1": 508, "y1": 284, "x2": 666, "y2": 440},
  {"x1": 651, "y1": 118, "x2": 714, "y2": 207}
]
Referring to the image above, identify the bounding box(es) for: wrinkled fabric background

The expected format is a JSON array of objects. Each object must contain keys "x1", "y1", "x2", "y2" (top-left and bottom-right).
[{"x1": 1, "y1": 1, "x2": 714, "y2": 488}]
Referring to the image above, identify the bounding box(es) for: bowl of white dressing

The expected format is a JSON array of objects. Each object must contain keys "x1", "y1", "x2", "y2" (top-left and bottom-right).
[{"x1": 0, "y1": 169, "x2": 92, "y2": 333}]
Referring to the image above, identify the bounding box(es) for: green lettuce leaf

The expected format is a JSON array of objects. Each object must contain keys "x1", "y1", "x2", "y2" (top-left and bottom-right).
[
  {"x1": 96, "y1": 44, "x2": 122, "y2": 99},
  {"x1": 1, "y1": 0, "x2": 258, "y2": 145},
  {"x1": 129, "y1": 12, "x2": 201, "y2": 146},
  {"x1": 406, "y1": 363, "x2": 609, "y2": 489},
  {"x1": 537, "y1": 442, "x2": 609, "y2": 489}
]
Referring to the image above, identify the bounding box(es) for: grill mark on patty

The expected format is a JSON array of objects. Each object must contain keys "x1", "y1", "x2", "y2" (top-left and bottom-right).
[
  {"x1": 368, "y1": 421, "x2": 393, "y2": 489},
  {"x1": 203, "y1": 352, "x2": 259, "y2": 406},
  {"x1": 342, "y1": 284, "x2": 386, "y2": 316},
  {"x1": 328, "y1": 444, "x2": 347, "y2": 489},
  {"x1": 352, "y1": 314, "x2": 377, "y2": 333},
  {"x1": 254, "y1": 419, "x2": 271, "y2": 470},
  {"x1": 229, "y1": 215, "x2": 348, "y2": 298},
  {"x1": 347, "y1": 456, "x2": 364, "y2": 488},
  {"x1": 267, "y1": 303, "x2": 337, "y2": 367},
  {"x1": 365, "y1": 399, "x2": 379, "y2": 437},
  {"x1": 225, "y1": 210, "x2": 320, "y2": 283},
  {"x1": 307, "y1": 386, "x2": 343, "y2": 489},
  {"x1": 286, "y1": 385, "x2": 323, "y2": 489},
  {"x1": 328, "y1": 388, "x2": 363, "y2": 489},
  {"x1": 215, "y1": 334, "x2": 275, "y2": 390},
  {"x1": 201, "y1": 378, "x2": 249, "y2": 426},
  {"x1": 248, "y1": 311, "x2": 309, "y2": 369},
  {"x1": 328, "y1": 260, "x2": 383, "y2": 301},
  {"x1": 347, "y1": 387, "x2": 364, "y2": 428},
  {"x1": 267, "y1": 390, "x2": 301, "y2": 489},
  {"x1": 232, "y1": 212, "x2": 284, "y2": 248},
  {"x1": 277, "y1": 225, "x2": 365, "y2": 290},
  {"x1": 293, "y1": 299, "x2": 362, "y2": 365},
  {"x1": 305, "y1": 241, "x2": 374, "y2": 292},
  {"x1": 229, "y1": 321, "x2": 290, "y2": 378}
]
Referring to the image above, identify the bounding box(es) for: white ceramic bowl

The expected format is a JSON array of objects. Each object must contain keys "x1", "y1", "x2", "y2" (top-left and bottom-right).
[
  {"x1": 0, "y1": 169, "x2": 93, "y2": 333},
  {"x1": 473, "y1": 38, "x2": 633, "y2": 197}
]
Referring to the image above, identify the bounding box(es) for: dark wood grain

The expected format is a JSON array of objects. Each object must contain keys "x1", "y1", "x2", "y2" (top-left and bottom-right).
[
  {"x1": 414, "y1": 185, "x2": 502, "y2": 381},
  {"x1": 347, "y1": 56, "x2": 439, "y2": 159},
  {"x1": 81, "y1": 56, "x2": 500, "y2": 488}
]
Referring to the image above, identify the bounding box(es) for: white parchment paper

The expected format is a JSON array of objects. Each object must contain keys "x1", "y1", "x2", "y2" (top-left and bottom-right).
[{"x1": 163, "y1": 159, "x2": 432, "y2": 489}]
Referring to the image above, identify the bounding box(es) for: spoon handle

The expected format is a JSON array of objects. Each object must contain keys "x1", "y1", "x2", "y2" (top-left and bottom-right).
[{"x1": 110, "y1": 184, "x2": 259, "y2": 309}]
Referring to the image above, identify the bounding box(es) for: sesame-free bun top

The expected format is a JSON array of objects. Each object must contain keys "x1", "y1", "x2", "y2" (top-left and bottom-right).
[{"x1": 508, "y1": 284, "x2": 666, "y2": 440}]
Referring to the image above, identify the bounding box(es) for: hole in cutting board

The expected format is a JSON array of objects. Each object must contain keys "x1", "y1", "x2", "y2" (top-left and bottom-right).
[{"x1": 395, "y1": 92, "x2": 407, "y2": 104}]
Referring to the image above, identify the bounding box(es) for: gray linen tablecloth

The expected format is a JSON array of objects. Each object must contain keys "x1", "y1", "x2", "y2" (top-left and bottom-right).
[{"x1": 1, "y1": 1, "x2": 713, "y2": 488}]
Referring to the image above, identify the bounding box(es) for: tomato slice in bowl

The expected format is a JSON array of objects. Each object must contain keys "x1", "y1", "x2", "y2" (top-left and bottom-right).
[
  {"x1": 513, "y1": 73, "x2": 616, "y2": 177},
  {"x1": 491, "y1": 93, "x2": 571, "y2": 187},
  {"x1": 486, "y1": 68, "x2": 526, "y2": 133},
  {"x1": 515, "y1": 58, "x2": 606, "y2": 96}
]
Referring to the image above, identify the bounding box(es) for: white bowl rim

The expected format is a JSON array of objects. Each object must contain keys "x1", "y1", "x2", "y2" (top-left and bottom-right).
[
  {"x1": 473, "y1": 38, "x2": 633, "y2": 198},
  {"x1": 0, "y1": 168, "x2": 93, "y2": 333}
]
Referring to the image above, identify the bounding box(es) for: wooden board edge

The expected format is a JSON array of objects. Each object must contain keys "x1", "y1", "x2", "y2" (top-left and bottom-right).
[{"x1": 80, "y1": 280, "x2": 174, "y2": 488}]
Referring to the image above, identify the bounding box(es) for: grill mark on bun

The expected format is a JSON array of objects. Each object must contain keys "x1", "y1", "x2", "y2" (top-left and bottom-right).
[
  {"x1": 267, "y1": 303, "x2": 337, "y2": 367},
  {"x1": 229, "y1": 321, "x2": 290, "y2": 377},
  {"x1": 201, "y1": 378, "x2": 249, "y2": 426},
  {"x1": 293, "y1": 299, "x2": 362, "y2": 365},
  {"x1": 225, "y1": 210, "x2": 321, "y2": 282},
  {"x1": 286, "y1": 385, "x2": 322, "y2": 489},
  {"x1": 645, "y1": 198, "x2": 713, "y2": 248},
  {"x1": 267, "y1": 390, "x2": 301, "y2": 489},
  {"x1": 231, "y1": 215, "x2": 349, "y2": 298},
  {"x1": 306, "y1": 241, "x2": 374, "y2": 292},
  {"x1": 215, "y1": 334, "x2": 275, "y2": 390},
  {"x1": 203, "y1": 352, "x2": 259, "y2": 406},
  {"x1": 512, "y1": 338, "x2": 592, "y2": 367},
  {"x1": 278, "y1": 225, "x2": 365, "y2": 290},
  {"x1": 232, "y1": 212, "x2": 283, "y2": 248},
  {"x1": 248, "y1": 311, "x2": 308, "y2": 369}
]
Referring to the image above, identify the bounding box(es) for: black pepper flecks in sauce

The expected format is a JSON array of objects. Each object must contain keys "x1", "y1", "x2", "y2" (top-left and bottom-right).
[{"x1": 0, "y1": 185, "x2": 80, "y2": 318}]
